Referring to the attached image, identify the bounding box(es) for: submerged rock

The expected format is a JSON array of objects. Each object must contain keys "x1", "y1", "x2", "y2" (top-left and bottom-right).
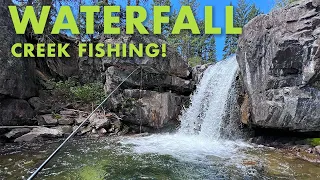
[{"x1": 237, "y1": 0, "x2": 320, "y2": 132}]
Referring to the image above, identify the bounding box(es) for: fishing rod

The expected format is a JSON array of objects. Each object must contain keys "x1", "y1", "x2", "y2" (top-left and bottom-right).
[{"x1": 27, "y1": 67, "x2": 140, "y2": 180}]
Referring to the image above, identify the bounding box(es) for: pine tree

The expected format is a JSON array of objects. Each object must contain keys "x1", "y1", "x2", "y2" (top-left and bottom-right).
[
  {"x1": 162, "y1": 0, "x2": 217, "y2": 66},
  {"x1": 222, "y1": 34, "x2": 237, "y2": 59},
  {"x1": 150, "y1": 0, "x2": 173, "y2": 36},
  {"x1": 206, "y1": 35, "x2": 217, "y2": 63},
  {"x1": 222, "y1": 0, "x2": 261, "y2": 59},
  {"x1": 275, "y1": 0, "x2": 299, "y2": 8}
]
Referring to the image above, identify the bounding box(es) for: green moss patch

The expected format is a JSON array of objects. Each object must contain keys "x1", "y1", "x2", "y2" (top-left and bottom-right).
[{"x1": 308, "y1": 138, "x2": 320, "y2": 146}]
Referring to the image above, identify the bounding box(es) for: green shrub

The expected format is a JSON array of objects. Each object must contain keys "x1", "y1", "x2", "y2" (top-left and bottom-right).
[
  {"x1": 308, "y1": 138, "x2": 320, "y2": 146},
  {"x1": 51, "y1": 79, "x2": 105, "y2": 105},
  {"x1": 51, "y1": 79, "x2": 77, "y2": 98},
  {"x1": 70, "y1": 83, "x2": 105, "y2": 104}
]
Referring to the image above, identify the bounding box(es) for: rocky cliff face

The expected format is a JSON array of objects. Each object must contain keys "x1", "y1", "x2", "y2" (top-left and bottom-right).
[
  {"x1": 0, "y1": 0, "x2": 37, "y2": 126},
  {"x1": 237, "y1": 0, "x2": 320, "y2": 132},
  {"x1": 96, "y1": 34, "x2": 193, "y2": 130}
]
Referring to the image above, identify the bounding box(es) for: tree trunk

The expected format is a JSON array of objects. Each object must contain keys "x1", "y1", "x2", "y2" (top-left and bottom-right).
[
  {"x1": 78, "y1": 0, "x2": 82, "y2": 42},
  {"x1": 40, "y1": 0, "x2": 53, "y2": 42},
  {"x1": 27, "y1": 0, "x2": 33, "y2": 6}
]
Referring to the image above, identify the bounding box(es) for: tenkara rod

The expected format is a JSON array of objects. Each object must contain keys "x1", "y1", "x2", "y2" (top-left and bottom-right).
[{"x1": 27, "y1": 67, "x2": 140, "y2": 180}]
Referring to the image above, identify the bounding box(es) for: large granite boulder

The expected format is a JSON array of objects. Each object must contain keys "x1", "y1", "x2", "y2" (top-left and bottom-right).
[
  {"x1": 117, "y1": 89, "x2": 188, "y2": 129},
  {"x1": 0, "y1": 0, "x2": 37, "y2": 99},
  {"x1": 237, "y1": 0, "x2": 320, "y2": 131}
]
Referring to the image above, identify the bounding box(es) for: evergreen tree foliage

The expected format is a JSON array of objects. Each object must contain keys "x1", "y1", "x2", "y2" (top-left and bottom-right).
[
  {"x1": 222, "y1": 0, "x2": 261, "y2": 59},
  {"x1": 275, "y1": 0, "x2": 299, "y2": 8},
  {"x1": 164, "y1": 0, "x2": 217, "y2": 66}
]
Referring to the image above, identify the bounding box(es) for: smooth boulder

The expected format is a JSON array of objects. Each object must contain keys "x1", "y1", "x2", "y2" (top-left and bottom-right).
[
  {"x1": 237, "y1": 0, "x2": 320, "y2": 131},
  {"x1": 14, "y1": 127, "x2": 63, "y2": 142}
]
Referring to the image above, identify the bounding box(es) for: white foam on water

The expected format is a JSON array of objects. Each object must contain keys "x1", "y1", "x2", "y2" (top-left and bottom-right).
[
  {"x1": 122, "y1": 133, "x2": 251, "y2": 162},
  {"x1": 121, "y1": 56, "x2": 251, "y2": 162}
]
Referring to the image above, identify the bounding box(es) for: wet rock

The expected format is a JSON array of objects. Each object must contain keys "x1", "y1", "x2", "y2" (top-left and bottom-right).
[
  {"x1": 237, "y1": 0, "x2": 320, "y2": 132},
  {"x1": 221, "y1": 73, "x2": 250, "y2": 139},
  {"x1": 5, "y1": 128, "x2": 31, "y2": 139},
  {"x1": 240, "y1": 96, "x2": 250, "y2": 125},
  {"x1": 118, "y1": 125, "x2": 130, "y2": 135},
  {"x1": 37, "y1": 115, "x2": 58, "y2": 126},
  {"x1": 98, "y1": 128, "x2": 107, "y2": 135},
  {"x1": 127, "y1": 124, "x2": 156, "y2": 134},
  {"x1": 192, "y1": 64, "x2": 212, "y2": 84},
  {"x1": 108, "y1": 117, "x2": 122, "y2": 133},
  {"x1": 0, "y1": 99, "x2": 35, "y2": 126},
  {"x1": 14, "y1": 127, "x2": 63, "y2": 142},
  {"x1": 91, "y1": 128, "x2": 97, "y2": 134},
  {"x1": 120, "y1": 89, "x2": 188, "y2": 128},
  {"x1": 80, "y1": 126, "x2": 92, "y2": 135}
]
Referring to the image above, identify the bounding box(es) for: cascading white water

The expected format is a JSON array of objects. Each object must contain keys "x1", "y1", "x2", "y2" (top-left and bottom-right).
[
  {"x1": 178, "y1": 56, "x2": 239, "y2": 139},
  {"x1": 122, "y1": 56, "x2": 251, "y2": 162}
]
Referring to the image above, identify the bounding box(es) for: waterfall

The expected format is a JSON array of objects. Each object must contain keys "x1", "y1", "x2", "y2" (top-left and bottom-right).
[
  {"x1": 179, "y1": 56, "x2": 239, "y2": 139},
  {"x1": 122, "y1": 56, "x2": 250, "y2": 161}
]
